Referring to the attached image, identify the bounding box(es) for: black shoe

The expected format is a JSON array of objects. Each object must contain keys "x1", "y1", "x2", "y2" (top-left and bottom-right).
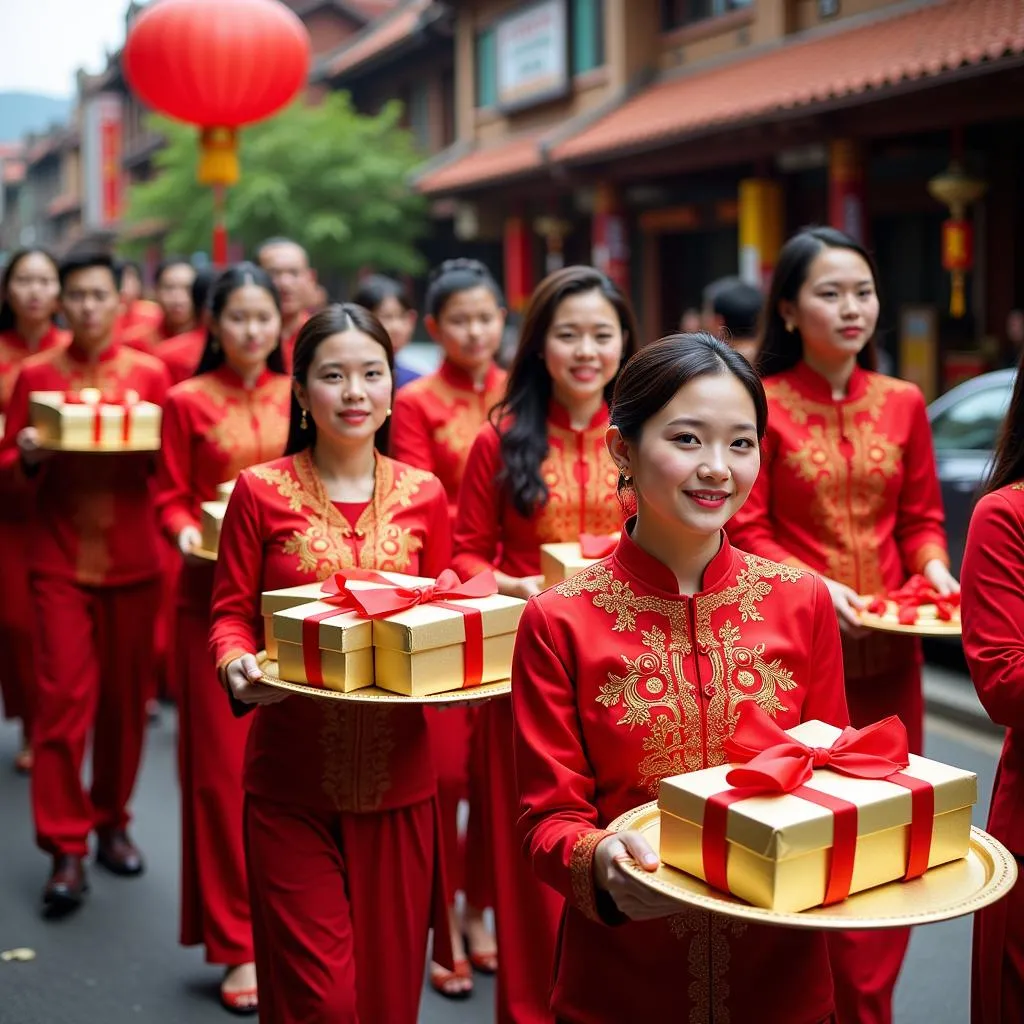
[
  {"x1": 96, "y1": 830, "x2": 145, "y2": 877},
  {"x1": 42, "y1": 855, "x2": 88, "y2": 917}
]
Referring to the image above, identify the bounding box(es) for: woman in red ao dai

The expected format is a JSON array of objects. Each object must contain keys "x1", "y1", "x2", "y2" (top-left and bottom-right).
[
  {"x1": 452, "y1": 266, "x2": 638, "y2": 1023},
  {"x1": 512, "y1": 334, "x2": 849, "y2": 1023},
  {"x1": 209, "y1": 305, "x2": 451, "y2": 1024},
  {"x1": 156, "y1": 263, "x2": 290, "y2": 1014}
]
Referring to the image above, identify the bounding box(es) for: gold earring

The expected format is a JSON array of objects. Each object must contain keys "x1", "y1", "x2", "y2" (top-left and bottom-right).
[
  {"x1": 386, "y1": 408, "x2": 392, "y2": 417},
  {"x1": 300, "y1": 408, "x2": 308, "y2": 430},
  {"x1": 785, "y1": 322, "x2": 795, "y2": 333},
  {"x1": 620, "y1": 470, "x2": 632, "y2": 484}
]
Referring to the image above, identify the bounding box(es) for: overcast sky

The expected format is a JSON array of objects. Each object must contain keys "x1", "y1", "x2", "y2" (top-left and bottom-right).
[{"x1": 0, "y1": 0, "x2": 131, "y2": 98}]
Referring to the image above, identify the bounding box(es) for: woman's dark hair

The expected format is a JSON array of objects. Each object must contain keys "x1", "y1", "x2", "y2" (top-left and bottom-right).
[
  {"x1": 284, "y1": 303, "x2": 395, "y2": 456},
  {"x1": 612, "y1": 333, "x2": 768, "y2": 498},
  {"x1": 985, "y1": 348, "x2": 1024, "y2": 494},
  {"x1": 0, "y1": 248, "x2": 61, "y2": 332},
  {"x1": 352, "y1": 274, "x2": 414, "y2": 314},
  {"x1": 424, "y1": 258, "x2": 504, "y2": 319},
  {"x1": 493, "y1": 265, "x2": 640, "y2": 517},
  {"x1": 194, "y1": 263, "x2": 285, "y2": 377},
  {"x1": 758, "y1": 226, "x2": 880, "y2": 378},
  {"x1": 155, "y1": 256, "x2": 193, "y2": 285}
]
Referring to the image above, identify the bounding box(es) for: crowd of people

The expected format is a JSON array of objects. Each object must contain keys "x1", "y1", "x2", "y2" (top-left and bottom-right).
[{"x1": 0, "y1": 227, "x2": 1020, "y2": 1024}]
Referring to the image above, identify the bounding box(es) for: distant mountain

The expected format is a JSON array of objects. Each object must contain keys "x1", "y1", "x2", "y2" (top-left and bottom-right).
[{"x1": 0, "y1": 93, "x2": 71, "y2": 143}]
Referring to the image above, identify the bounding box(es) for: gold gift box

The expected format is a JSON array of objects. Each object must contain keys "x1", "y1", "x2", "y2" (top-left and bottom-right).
[
  {"x1": 200, "y1": 501, "x2": 226, "y2": 554},
  {"x1": 540, "y1": 538, "x2": 618, "y2": 589},
  {"x1": 29, "y1": 390, "x2": 161, "y2": 449},
  {"x1": 372, "y1": 593, "x2": 524, "y2": 697},
  {"x1": 273, "y1": 603, "x2": 374, "y2": 692},
  {"x1": 262, "y1": 572, "x2": 434, "y2": 680},
  {"x1": 216, "y1": 480, "x2": 235, "y2": 503},
  {"x1": 658, "y1": 720, "x2": 977, "y2": 913}
]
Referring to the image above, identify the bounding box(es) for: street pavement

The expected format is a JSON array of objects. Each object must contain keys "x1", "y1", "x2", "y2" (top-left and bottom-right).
[{"x1": 0, "y1": 664, "x2": 1003, "y2": 1024}]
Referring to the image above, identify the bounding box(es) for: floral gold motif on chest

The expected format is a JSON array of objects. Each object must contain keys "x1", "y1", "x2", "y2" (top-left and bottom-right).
[{"x1": 561, "y1": 557, "x2": 801, "y2": 791}]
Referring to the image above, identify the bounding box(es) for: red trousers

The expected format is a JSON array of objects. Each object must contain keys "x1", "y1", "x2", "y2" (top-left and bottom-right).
[
  {"x1": 0, "y1": 516, "x2": 37, "y2": 733},
  {"x1": 245, "y1": 793, "x2": 436, "y2": 1024},
  {"x1": 153, "y1": 538, "x2": 180, "y2": 702},
  {"x1": 479, "y1": 697, "x2": 561, "y2": 1024},
  {"x1": 31, "y1": 574, "x2": 160, "y2": 857},
  {"x1": 828, "y1": 661, "x2": 922, "y2": 1024},
  {"x1": 428, "y1": 705, "x2": 494, "y2": 909},
  {"x1": 178, "y1": 605, "x2": 253, "y2": 964},
  {"x1": 972, "y1": 852, "x2": 1024, "y2": 1024}
]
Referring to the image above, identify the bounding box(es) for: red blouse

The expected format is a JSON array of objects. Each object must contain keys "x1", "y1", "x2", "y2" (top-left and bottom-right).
[
  {"x1": 208, "y1": 450, "x2": 451, "y2": 813},
  {"x1": 154, "y1": 327, "x2": 206, "y2": 385},
  {"x1": 961, "y1": 482, "x2": 1024, "y2": 854},
  {"x1": 512, "y1": 527, "x2": 849, "y2": 1023},
  {"x1": 280, "y1": 313, "x2": 310, "y2": 375},
  {"x1": 0, "y1": 342, "x2": 170, "y2": 586},
  {"x1": 452, "y1": 401, "x2": 623, "y2": 579},
  {"x1": 156, "y1": 366, "x2": 291, "y2": 609},
  {"x1": 114, "y1": 299, "x2": 163, "y2": 349},
  {"x1": 0, "y1": 324, "x2": 69, "y2": 412},
  {"x1": 730, "y1": 361, "x2": 949, "y2": 677},
  {"x1": 390, "y1": 359, "x2": 506, "y2": 517}
]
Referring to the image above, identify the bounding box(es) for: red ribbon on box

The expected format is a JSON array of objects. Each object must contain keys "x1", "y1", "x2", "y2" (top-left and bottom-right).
[
  {"x1": 64, "y1": 390, "x2": 140, "y2": 444},
  {"x1": 579, "y1": 533, "x2": 619, "y2": 559},
  {"x1": 342, "y1": 569, "x2": 499, "y2": 689},
  {"x1": 299, "y1": 569, "x2": 394, "y2": 687},
  {"x1": 700, "y1": 706, "x2": 934, "y2": 905}
]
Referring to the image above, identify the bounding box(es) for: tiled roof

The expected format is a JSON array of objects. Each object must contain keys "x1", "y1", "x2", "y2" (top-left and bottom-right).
[
  {"x1": 416, "y1": 134, "x2": 547, "y2": 195},
  {"x1": 323, "y1": 0, "x2": 430, "y2": 77},
  {"x1": 553, "y1": 0, "x2": 1024, "y2": 163}
]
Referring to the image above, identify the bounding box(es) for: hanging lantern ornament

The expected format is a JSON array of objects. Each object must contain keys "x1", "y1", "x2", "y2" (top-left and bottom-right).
[
  {"x1": 927, "y1": 162, "x2": 987, "y2": 319},
  {"x1": 123, "y1": 0, "x2": 310, "y2": 261}
]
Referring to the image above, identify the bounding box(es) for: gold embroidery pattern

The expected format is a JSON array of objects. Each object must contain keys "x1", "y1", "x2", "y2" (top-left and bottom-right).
[
  {"x1": 573, "y1": 556, "x2": 801, "y2": 792},
  {"x1": 668, "y1": 911, "x2": 747, "y2": 1023},
  {"x1": 769, "y1": 375, "x2": 904, "y2": 594},
  {"x1": 569, "y1": 829, "x2": 608, "y2": 921},
  {"x1": 416, "y1": 376, "x2": 495, "y2": 463},
  {"x1": 535, "y1": 424, "x2": 621, "y2": 542},
  {"x1": 179, "y1": 375, "x2": 290, "y2": 480},
  {"x1": 249, "y1": 451, "x2": 431, "y2": 810},
  {"x1": 1011, "y1": 483, "x2": 1024, "y2": 492}
]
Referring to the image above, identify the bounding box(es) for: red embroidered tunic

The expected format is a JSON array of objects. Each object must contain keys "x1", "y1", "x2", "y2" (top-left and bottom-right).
[
  {"x1": 115, "y1": 299, "x2": 163, "y2": 349},
  {"x1": 513, "y1": 528, "x2": 849, "y2": 1023},
  {"x1": 154, "y1": 327, "x2": 206, "y2": 385},
  {"x1": 730, "y1": 362, "x2": 949, "y2": 679},
  {"x1": 156, "y1": 367, "x2": 291, "y2": 609},
  {"x1": 390, "y1": 359, "x2": 506, "y2": 517},
  {"x1": 280, "y1": 313, "x2": 310, "y2": 375},
  {"x1": 0, "y1": 324, "x2": 69, "y2": 412},
  {"x1": 962, "y1": 483, "x2": 1024, "y2": 854},
  {"x1": 0, "y1": 342, "x2": 170, "y2": 586},
  {"x1": 209, "y1": 451, "x2": 451, "y2": 813},
  {"x1": 452, "y1": 401, "x2": 622, "y2": 580}
]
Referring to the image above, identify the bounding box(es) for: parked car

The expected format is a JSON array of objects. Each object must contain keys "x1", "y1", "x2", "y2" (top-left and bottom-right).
[{"x1": 928, "y1": 368, "x2": 1015, "y2": 573}]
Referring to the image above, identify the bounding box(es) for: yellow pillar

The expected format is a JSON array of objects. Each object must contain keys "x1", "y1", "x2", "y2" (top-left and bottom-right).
[{"x1": 739, "y1": 179, "x2": 783, "y2": 290}]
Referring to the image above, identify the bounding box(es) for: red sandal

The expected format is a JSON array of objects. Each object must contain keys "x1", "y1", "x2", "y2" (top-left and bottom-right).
[
  {"x1": 220, "y1": 968, "x2": 258, "y2": 1016},
  {"x1": 429, "y1": 959, "x2": 473, "y2": 1000}
]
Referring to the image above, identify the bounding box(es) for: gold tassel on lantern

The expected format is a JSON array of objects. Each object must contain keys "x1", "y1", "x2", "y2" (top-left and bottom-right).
[
  {"x1": 198, "y1": 126, "x2": 239, "y2": 187},
  {"x1": 927, "y1": 162, "x2": 986, "y2": 319}
]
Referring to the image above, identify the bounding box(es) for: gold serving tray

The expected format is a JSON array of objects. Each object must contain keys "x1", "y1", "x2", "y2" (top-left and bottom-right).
[
  {"x1": 191, "y1": 547, "x2": 217, "y2": 562},
  {"x1": 608, "y1": 802, "x2": 1015, "y2": 930},
  {"x1": 39, "y1": 439, "x2": 160, "y2": 454},
  {"x1": 255, "y1": 653, "x2": 510, "y2": 706},
  {"x1": 858, "y1": 602, "x2": 961, "y2": 638}
]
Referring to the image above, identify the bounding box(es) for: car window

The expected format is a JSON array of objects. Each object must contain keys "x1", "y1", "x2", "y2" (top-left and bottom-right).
[{"x1": 931, "y1": 385, "x2": 1012, "y2": 452}]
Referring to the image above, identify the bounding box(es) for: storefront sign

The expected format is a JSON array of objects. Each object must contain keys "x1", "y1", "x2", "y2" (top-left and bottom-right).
[
  {"x1": 496, "y1": 0, "x2": 569, "y2": 113},
  {"x1": 82, "y1": 93, "x2": 124, "y2": 229}
]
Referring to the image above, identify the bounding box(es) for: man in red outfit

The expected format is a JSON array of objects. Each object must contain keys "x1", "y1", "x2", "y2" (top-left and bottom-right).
[{"x1": 0, "y1": 253, "x2": 170, "y2": 917}]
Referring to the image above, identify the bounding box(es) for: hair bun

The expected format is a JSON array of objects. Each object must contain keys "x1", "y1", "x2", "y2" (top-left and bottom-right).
[{"x1": 429, "y1": 258, "x2": 489, "y2": 283}]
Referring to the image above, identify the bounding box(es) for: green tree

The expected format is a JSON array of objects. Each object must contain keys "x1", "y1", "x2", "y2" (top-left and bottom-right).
[{"x1": 121, "y1": 93, "x2": 428, "y2": 275}]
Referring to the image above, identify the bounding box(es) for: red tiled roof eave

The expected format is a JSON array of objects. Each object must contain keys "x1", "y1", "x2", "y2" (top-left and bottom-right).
[
  {"x1": 553, "y1": 0, "x2": 1024, "y2": 164},
  {"x1": 323, "y1": 0, "x2": 429, "y2": 78},
  {"x1": 415, "y1": 134, "x2": 548, "y2": 195}
]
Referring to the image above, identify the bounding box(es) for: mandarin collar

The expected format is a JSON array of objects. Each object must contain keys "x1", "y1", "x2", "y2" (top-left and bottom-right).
[
  {"x1": 790, "y1": 359, "x2": 868, "y2": 403},
  {"x1": 1, "y1": 323, "x2": 63, "y2": 351},
  {"x1": 611, "y1": 517, "x2": 737, "y2": 596},
  {"x1": 438, "y1": 358, "x2": 502, "y2": 394},
  {"x1": 67, "y1": 338, "x2": 121, "y2": 365},
  {"x1": 548, "y1": 397, "x2": 609, "y2": 432},
  {"x1": 211, "y1": 363, "x2": 278, "y2": 391}
]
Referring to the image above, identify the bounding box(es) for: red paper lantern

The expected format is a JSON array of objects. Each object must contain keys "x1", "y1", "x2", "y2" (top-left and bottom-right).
[{"x1": 123, "y1": 0, "x2": 310, "y2": 186}]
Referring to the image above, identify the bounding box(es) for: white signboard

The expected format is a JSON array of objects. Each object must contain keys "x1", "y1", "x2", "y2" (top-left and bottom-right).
[{"x1": 496, "y1": 0, "x2": 568, "y2": 112}]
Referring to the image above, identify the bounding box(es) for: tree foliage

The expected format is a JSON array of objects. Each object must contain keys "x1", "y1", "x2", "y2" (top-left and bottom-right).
[{"x1": 120, "y1": 93, "x2": 429, "y2": 275}]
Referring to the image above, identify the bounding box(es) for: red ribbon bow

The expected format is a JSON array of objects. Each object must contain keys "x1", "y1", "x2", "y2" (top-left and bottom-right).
[
  {"x1": 64, "y1": 390, "x2": 140, "y2": 444},
  {"x1": 701, "y1": 705, "x2": 934, "y2": 905},
  {"x1": 579, "y1": 533, "x2": 618, "y2": 559}
]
